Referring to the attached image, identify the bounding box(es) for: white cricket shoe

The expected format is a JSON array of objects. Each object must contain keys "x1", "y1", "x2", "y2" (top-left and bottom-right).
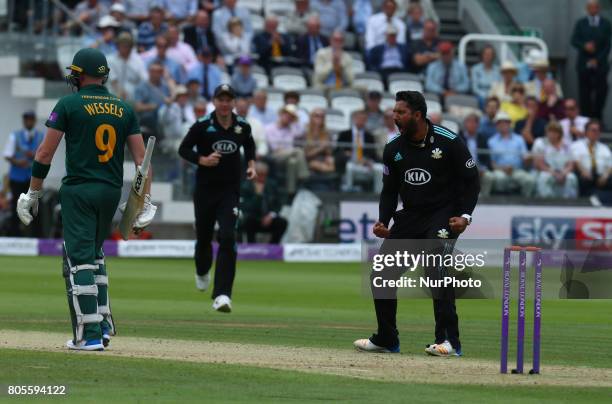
[
  {"x1": 195, "y1": 273, "x2": 211, "y2": 291},
  {"x1": 66, "y1": 339, "x2": 104, "y2": 351},
  {"x1": 212, "y1": 295, "x2": 232, "y2": 312},
  {"x1": 353, "y1": 338, "x2": 400, "y2": 353},
  {"x1": 425, "y1": 340, "x2": 461, "y2": 357}
]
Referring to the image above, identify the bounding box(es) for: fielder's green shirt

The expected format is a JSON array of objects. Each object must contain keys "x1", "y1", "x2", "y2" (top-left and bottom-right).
[{"x1": 45, "y1": 84, "x2": 141, "y2": 188}]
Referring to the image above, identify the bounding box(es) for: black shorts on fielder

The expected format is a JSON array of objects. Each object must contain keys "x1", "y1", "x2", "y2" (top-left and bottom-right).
[{"x1": 194, "y1": 184, "x2": 239, "y2": 298}]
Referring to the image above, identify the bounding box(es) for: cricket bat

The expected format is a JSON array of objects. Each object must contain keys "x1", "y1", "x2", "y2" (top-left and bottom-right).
[{"x1": 118, "y1": 136, "x2": 156, "y2": 240}]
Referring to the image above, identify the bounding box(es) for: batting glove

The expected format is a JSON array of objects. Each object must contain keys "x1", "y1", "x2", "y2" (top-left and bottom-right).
[
  {"x1": 133, "y1": 194, "x2": 157, "y2": 230},
  {"x1": 17, "y1": 188, "x2": 42, "y2": 226}
]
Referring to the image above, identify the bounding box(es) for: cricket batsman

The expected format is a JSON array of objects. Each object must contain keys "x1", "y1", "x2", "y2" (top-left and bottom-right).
[
  {"x1": 353, "y1": 91, "x2": 480, "y2": 356},
  {"x1": 16, "y1": 48, "x2": 157, "y2": 351}
]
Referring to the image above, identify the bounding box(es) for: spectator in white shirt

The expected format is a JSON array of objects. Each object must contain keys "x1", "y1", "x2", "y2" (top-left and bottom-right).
[
  {"x1": 311, "y1": 0, "x2": 348, "y2": 37},
  {"x1": 533, "y1": 121, "x2": 578, "y2": 198},
  {"x1": 236, "y1": 98, "x2": 268, "y2": 158},
  {"x1": 212, "y1": 0, "x2": 253, "y2": 42},
  {"x1": 248, "y1": 90, "x2": 278, "y2": 126},
  {"x1": 166, "y1": 24, "x2": 199, "y2": 71},
  {"x1": 161, "y1": 0, "x2": 198, "y2": 23},
  {"x1": 571, "y1": 119, "x2": 612, "y2": 198},
  {"x1": 218, "y1": 17, "x2": 252, "y2": 68},
  {"x1": 560, "y1": 98, "x2": 589, "y2": 145},
  {"x1": 107, "y1": 32, "x2": 148, "y2": 102},
  {"x1": 405, "y1": 1, "x2": 425, "y2": 42},
  {"x1": 159, "y1": 85, "x2": 196, "y2": 152},
  {"x1": 365, "y1": 0, "x2": 407, "y2": 51}
]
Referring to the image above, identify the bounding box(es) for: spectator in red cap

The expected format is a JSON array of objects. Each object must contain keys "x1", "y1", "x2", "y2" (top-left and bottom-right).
[{"x1": 424, "y1": 41, "x2": 469, "y2": 97}]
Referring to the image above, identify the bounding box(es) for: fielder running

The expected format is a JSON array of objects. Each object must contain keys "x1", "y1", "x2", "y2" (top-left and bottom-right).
[
  {"x1": 17, "y1": 48, "x2": 156, "y2": 351},
  {"x1": 354, "y1": 91, "x2": 480, "y2": 356}
]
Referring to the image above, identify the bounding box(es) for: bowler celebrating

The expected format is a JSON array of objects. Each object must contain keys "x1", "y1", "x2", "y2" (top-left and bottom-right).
[
  {"x1": 17, "y1": 48, "x2": 156, "y2": 351},
  {"x1": 354, "y1": 91, "x2": 480, "y2": 356}
]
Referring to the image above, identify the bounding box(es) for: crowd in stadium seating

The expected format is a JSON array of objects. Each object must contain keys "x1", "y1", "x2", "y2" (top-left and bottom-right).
[{"x1": 7, "y1": 0, "x2": 612, "y2": 206}]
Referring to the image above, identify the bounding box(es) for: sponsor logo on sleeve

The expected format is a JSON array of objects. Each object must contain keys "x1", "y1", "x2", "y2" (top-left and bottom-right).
[
  {"x1": 466, "y1": 158, "x2": 476, "y2": 168},
  {"x1": 48, "y1": 112, "x2": 58, "y2": 122}
]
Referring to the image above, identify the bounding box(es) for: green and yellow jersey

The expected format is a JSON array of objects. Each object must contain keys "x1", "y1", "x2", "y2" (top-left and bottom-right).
[{"x1": 45, "y1": 84, "x2": 140, "y2": 188}]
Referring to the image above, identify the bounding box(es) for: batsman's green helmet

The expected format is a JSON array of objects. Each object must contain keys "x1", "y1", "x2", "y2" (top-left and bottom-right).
[{"x1": 67, "y1": 47, "x2": 110, "y2": 77}]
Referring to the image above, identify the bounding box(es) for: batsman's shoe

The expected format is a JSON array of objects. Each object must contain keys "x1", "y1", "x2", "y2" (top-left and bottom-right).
[
  {"x1": 195, "y1": 273, "x2": 211, "y2": 291},
  {"x1": 101, "y1": 326, "x2": 111, "y2": 348},
  {"x1": 66, "y1": 339, "x2": 104, "y2": 351},
  {"x1": 353, "y1": 339, "x2": 400, "y2": 353},
  {"x1": 425, "y1": 341, "x2": 461, "y2": 357},
  {"x1": 212, "y1": 295, "x2": 232, "y2": 313}
]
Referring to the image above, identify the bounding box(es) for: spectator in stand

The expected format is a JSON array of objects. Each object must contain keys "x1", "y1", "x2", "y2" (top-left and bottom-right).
[
  {"x1": 365, "y1": 91, "x2": 384, "y2": 134},
  {"x1": 252, "y1": 16, "x2": 291, "y2": 73},
  {"x1": 183, "y1": 10, "x2": 218, "y2": 58},
  {"x1": 428, "y1": 110, "x2": 443, "y2": 126},
  {"x1": 109, "y1": 3, "x2": 136, "y2": 36},
  {"x1": 186, "y1": 78, "x2": 207, "y2": 111},
  {"x1": 3, "y1": 110, "x2": 44, "y2": 237},
  {"x1": 304, "y1": 108, "x2": 335, "y2": 174},
  {"x1": 138, "y1": 6, "x2": 168, "y2": 52},
  {"x1": 571, "y1": 0, "x2": 611, "y2": 120},
  {"x1": 365, "y1": 0, "x2": 406, "y2": 51},
  {"x1": 74, "y1": 0, "x2": 108, "y2": 32},
  {"x1": 212, "y1": 0, "x2": 253, "y2": 44},
  {"x1": 248, "y1": 90, "x2": 278, "y2": 126},
  {"x1": 166, "y1": 24, "x2": 199, "y2": 71},
  {"x1": 240, "y1": 161, "x2": 287, "y2": 244},
  {"x1": 500, "y1": 83, "x2": 528, "y2": 125},
  {"x1": 471, "y1": 44, "x2": 501, "y2": 107},
  {"x1": 134, "y1": 62, "x2": 173, "y2": 133},
  {"x1": 283, "y1": 91, "x2": 309, "y2": 129},
  {"x1": 351, "y1": 0, "x2": 373, "y2": 38},
  {"x1": 560, "y1": 98, "x2": 589, "y2": 145},
  {"x1": 123, "y1": 0, "x2": 155, "y2": 23},
  {"x1": 460, "y1": 114, "x2": 490, "y2": 175},
  {"x1": 285, "y1": 0, "x2": 316, "y2": 36},
  {"x1": 295, "y1": 15, "x2": 329, "y2": 68},
  {"x1": 571, "y1": 119, "x2": 612, "y2": 199},
  {"x1": 410, "y1": 19, "x2": 440, "y2": 74},
  {"x1": 405, "y1": 2, "x2": 425, "y2": 42},
  {"x1": 194, "y1": 100, "x2": 210, "y2": 119},
  {"x1": 108, "y1": 32, "x2": 148, "y2": 102},
  {"x1": 161, "y1": 0, "x2": 198, "y2": 23},
  {"x1": 336, "y1": 110, "x2": 383, "y2": 193},
  {"x1": 374, "y1": 107, "x2": 399, "y2": 146},
  {"x1": 479, "y1": 96, "x2": 500, "y2": 139},
  {"x1": 86, "y1": 15, "x2": 119, "y2": 56},
  {"x1": 231, "y1": 56, "x2": 257, "y2": 98},
  {"x1": 143, "y1": 35, "x2": 185, "y2": 85},
  {"x1": 313, "y1": 30, "x2": 354, "y2": 89},
  {"x1": 424, "y1": 41, "x2": 469, "y2": 97},
  {"x1": 235, "y1": 98, "x2": 268, "y2": 158},
  {"x1": 515, "y1": 96, "x2": 547, "y2": 150},
  {"x1": 311, "y1": 0, "x2": 348, "y2": 37},
  {"x1": 266, "y1": 105, "x2": 310, "y2": 194},
  {"x1": 219, "y1": 17, "x2": 252, "y2": 69},
  {"x1": 489, "y1": 61, "x2": 518, "y2": 102},
  {"x1": 532, "y1": 121, "x2": 577, "y2": 199},
  {"x1": 481, "y1": 111, "x2": 535, "y2": 197},
  {"x1": 367, "y1": 25, "x2": 411, "y2": 83},
  {"x1": 525, "y1": 59, "x2": 563, "y2": 100},
  {"x1": 538, "y1": 79, "x2": 565, "y2": 122},
  {"x1": 159, "y1": 85, "x2": 195, "y2": 151},
  {"x1": 186, "y1": 49, "x2": 223, "y2": 100}
]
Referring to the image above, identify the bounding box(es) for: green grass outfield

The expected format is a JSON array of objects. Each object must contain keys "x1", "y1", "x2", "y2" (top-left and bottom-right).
[{"x1": 1, "y1": 256, "x2": 611, "y2": 403}]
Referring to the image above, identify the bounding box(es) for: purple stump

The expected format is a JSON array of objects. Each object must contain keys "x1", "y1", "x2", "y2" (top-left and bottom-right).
[
  {"x1": 500, "y1": 247, "x2": 511, "y2": 373},
  {"x1": 512, "y1": 249, "x2": 527, "y2": 374},
  {"x1": 530, "y1": 249, "x2": 543, "y2": 374}
]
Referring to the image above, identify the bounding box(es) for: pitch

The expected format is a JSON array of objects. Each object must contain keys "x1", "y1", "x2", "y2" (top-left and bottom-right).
[{"x1": 1, "y1": 256, "x2": 611, "y2": 402}]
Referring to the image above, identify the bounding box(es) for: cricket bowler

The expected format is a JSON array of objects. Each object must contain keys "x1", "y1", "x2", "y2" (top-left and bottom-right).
[
  {"x1": 353, "y1": 91, "x2": 480, "y2": 356},
  {"x1": 16, "y1": 48, "x2": 157, "y2": 351}
]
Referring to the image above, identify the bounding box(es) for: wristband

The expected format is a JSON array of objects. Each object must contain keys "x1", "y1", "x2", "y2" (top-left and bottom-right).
[{"x1": 32, "y1": 160, "x2": 51, "y2": 179}]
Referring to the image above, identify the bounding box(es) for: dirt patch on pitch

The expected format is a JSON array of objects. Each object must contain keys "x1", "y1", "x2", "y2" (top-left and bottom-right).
[{"x1": 2, "y1": 330, "x2": 611, "y2": 388}]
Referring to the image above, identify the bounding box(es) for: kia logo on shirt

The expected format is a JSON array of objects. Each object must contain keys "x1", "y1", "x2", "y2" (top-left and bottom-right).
[
  {"x1": 404, "y1": 168, "x2": 431, "y2": 185},
  {"x1": 212, "y1": 140, "x2": 238, "y2": 154}
]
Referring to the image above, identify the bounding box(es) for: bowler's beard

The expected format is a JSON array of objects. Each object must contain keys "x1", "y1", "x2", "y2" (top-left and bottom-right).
[{"x1": 402, "y1": 118, "x2": 418, "y2": 139}]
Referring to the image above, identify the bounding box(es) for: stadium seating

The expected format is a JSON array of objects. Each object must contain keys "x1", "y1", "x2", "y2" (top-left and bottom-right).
[
  {"x1": 238, "y1": 0, "x2": 264, "y2": 14},
  {"x1": 353, "y1": 72, "x2": 384, "y2": 93},
  {"x1": 445, "y1": 94, "x2": 480, "y2": 119},
  {"x1": 264, "y1": 0, "x2": 294, "y2": 17},
  {"x1": 325, "y1": 108, "x2": 349, "y2": 133},
  {"x1": 271, "y1": 67, "x2": 307, "y2": 91},
  {"x1": 299, "y1": 88, "x2": 328, "y2": 113},
  {"x1": 329, "y1": 89, "x2": 365, "y2": 127},
  {"x1": 252, "y1": 65, "x2": 270, "y2": 88}
]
